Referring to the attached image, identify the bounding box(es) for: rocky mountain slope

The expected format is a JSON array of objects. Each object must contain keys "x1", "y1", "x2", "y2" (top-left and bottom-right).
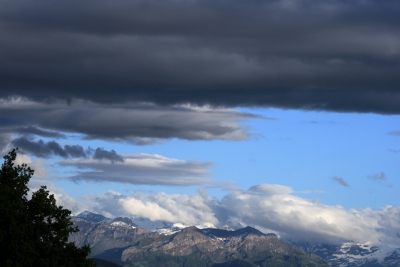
[
  {"x1": 70, "y1": 211, "x2": 400, "y2": 267},
  {"x1": 69, "y1": 212, "x2": 327, "y2": 267},
  {"x1": 292, "y1": 241, "x2": 400, "y2": 267}
]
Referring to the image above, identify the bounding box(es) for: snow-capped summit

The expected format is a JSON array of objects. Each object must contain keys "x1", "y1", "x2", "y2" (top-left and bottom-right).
[
  {"x1": 154, "y1": 222, "x2": 217, "y2": 235},
  {"x1": 293, "y1": 241, "x2": 400, "y2": 267},
  {"x1": 110, "y1": 221, "x2": 136, "y2": 228},
  {"x1": 111, "y1": 217, "x2": 137, "y2": 227},
  {"x1": 221, "y1": 225, "x2": 235, "y2": 231}
]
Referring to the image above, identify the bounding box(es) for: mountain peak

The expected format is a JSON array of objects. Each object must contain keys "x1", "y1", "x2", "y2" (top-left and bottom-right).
[
  {"x1": 235, "y1": 226, "x2": 265, "y2": 236},
  {"x1": 75, "y1": 211, "x2": 110, "y2": 223},
  {"x1": 111, "y1": 217, "x2": 137, "y2": 227}
]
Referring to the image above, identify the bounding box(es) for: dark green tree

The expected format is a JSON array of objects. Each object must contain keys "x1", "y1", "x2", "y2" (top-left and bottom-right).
[{"x1": 0, "y1": 149, "x2": 95, "y2": 267}]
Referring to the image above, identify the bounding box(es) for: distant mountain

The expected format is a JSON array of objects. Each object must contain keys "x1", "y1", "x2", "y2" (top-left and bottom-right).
[
  {"x1": 69, "y1": 213, "x2": 328, "y2": 267},
  {"x1": 71, "y1": 212, "x2": 400, "y2": 267},
  {"x1": 76, "y1": 210, "x2": 112, "y2": 223},
  {"x1": 120, "y1": 226, "x2": 327, "y2": 267},
  {"x1": 291, "y1": 241, "x2": 400, "y2": 267}
]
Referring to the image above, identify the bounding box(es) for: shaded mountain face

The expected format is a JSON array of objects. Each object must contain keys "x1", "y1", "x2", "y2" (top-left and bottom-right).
[
  {"x1": 76, "y1": 210, "x2": 112, "y2": 223},
  {"x1": 120, "y1": 226, "x2": 328, "y2": 267},
  {"x1": 69, "y1": 215, "x2": 328, "y2": 267},
  {"x1": 69, "y1": 217, "x2": 158, "y2": 260}
]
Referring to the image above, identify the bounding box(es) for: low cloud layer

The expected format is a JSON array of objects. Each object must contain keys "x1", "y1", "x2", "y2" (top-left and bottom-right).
[
  {"x1": 0, "y1": 98, "x2": 260, "y2": 143},
  {"x1": 59, "y1": 154, "x2": 213, "y2": 186},
  {"x1": 56, "y1": 183, "x2": 400, "y2": 248},
  {"x1": 1, "y1": 0, "x2": 400, "y2": 113}
]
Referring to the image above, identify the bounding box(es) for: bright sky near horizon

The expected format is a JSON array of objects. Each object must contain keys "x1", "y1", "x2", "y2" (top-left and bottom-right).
[
  {"x1": 25, "y1": 107, "x2": 400, "y2": 210},
  {"x1": 1, "y1": 0, "x2": 400, "y2": 248}
]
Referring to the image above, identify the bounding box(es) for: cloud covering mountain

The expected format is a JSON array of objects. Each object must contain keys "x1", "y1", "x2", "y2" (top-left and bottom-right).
[{"x1": 47, "y1": 182, "x2": 400, "y2": 249}]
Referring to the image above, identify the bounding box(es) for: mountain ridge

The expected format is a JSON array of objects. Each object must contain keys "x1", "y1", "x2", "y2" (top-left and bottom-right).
[
  {"x1": 70, "y1": 211, "x2": 327, "y2": 267},
  {"x1": 70, "y1": 211, "x2": 400, "y2": 267}
]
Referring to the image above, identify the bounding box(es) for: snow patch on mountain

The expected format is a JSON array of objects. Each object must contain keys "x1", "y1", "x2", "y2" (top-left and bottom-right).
[
  {"x1": 154, "y1": 222, "x2": 217, "y2": 235},
  {"x1": 330, "y1": 242, "x2": 398, "y2": 266},
  {"x1": 110, "y1": 221, "x2": 136, "y2": 228},
  {"x1": 294, "y1": 241, "x2": 400, "y2": 267}
]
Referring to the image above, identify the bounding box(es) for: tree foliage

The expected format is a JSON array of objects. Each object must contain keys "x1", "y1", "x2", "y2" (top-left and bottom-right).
[{"x1": 0, "y1": 149, "x2": 95, "y2": 267}]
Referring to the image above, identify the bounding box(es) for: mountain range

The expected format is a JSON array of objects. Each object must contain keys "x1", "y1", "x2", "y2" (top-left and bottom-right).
[
  {"x1": 69, "y1": 211, "x2": 400, "y2": 267},
  {"x1": 292, "y1": 241, "x2": 400, "y2": 267}
]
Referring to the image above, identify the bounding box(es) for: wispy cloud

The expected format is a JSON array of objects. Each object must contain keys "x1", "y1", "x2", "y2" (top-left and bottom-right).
[
  {"x1": 332, "y1": 176, "x2": 349, "y2": 187},
  {"x1": 14, "y1": 126, "x2": 66, "y2": 138},
  {"x1": 368, "y1": 172, "x2": 392, "y2": 188},
  {"x1": 368, "y1": 172, "x2": 387, "y2": 181},
  {"x1": 388, "y1": 131, "x2": 400, "y2": 136}
]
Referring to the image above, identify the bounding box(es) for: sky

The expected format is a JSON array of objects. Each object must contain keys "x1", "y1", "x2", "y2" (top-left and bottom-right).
[{"x1": 1, "y1": 0, "x2": 400, "y2": 247}]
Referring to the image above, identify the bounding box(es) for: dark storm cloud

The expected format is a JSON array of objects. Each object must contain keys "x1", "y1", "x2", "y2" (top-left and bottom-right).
[
  {"x1": 0, "y1": 99, "x2": 260, "y2": 141},
  {"x1": 11, "y1": 137, "x2": 87, "y2": 158},
  {"x1": 93, "y1": 148, "x2": 124, "y2": 163},
  {"x1": 1, "y1": 0, "x2": 400, "y2": 113},
  {"x1": 59, "y1": 154, "x2": 213, "y2": 186},
  {"x1": 332, "y1": 176, "x2": 349, "y2": 187},
  {"x1": 0, "y1": 133, "x2": 12, "y2": 152},
  {"x1": 11, "y1": 137, "x2": 127, "y2": 162}
]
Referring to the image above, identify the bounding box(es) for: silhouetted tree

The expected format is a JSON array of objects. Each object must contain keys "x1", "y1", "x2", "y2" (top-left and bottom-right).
[{"x1": 0, "y1": 149, "x2": 95, "y2": 267}]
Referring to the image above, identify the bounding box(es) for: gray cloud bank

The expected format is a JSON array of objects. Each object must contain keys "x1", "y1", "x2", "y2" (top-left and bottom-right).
[
  {"x1": 1, "y1": 0, "x2": 400, "y2": 113},
  {"x1": 12, "y1": 137, "x2": 88, "y2": 158},
  {"x1": 59, "y1": 154, "x2": 213, "y2": 186},
  {"x1": 12, "y1": 137, "x2": 124, "y2": 163},
  {"x1": 1, "y1": 98, "x2": 259, "y2": 142},
  {"x1": 9, "y1": 139, "x2": 213, "y2": 186}
]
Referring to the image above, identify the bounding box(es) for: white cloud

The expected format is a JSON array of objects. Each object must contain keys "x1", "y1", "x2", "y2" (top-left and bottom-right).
[
  {"x1": 44, "y1": 182, "x2": 400, "y2": 248},
  {"x1": 88, "y1": 191, "x2": 219, "y2": 226},
  {"x1": 27, "y1": 180, "x2": 83, "y2": 213},
  {"x1": 221, "y1": 189, "x2": 383, "y2": 245},
  {"x1": 120, "y1": 196, "x2": 176, "y2": 222},
  {"x1": 15, "y1": 153, "x2": 49, "y2": 179}
]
